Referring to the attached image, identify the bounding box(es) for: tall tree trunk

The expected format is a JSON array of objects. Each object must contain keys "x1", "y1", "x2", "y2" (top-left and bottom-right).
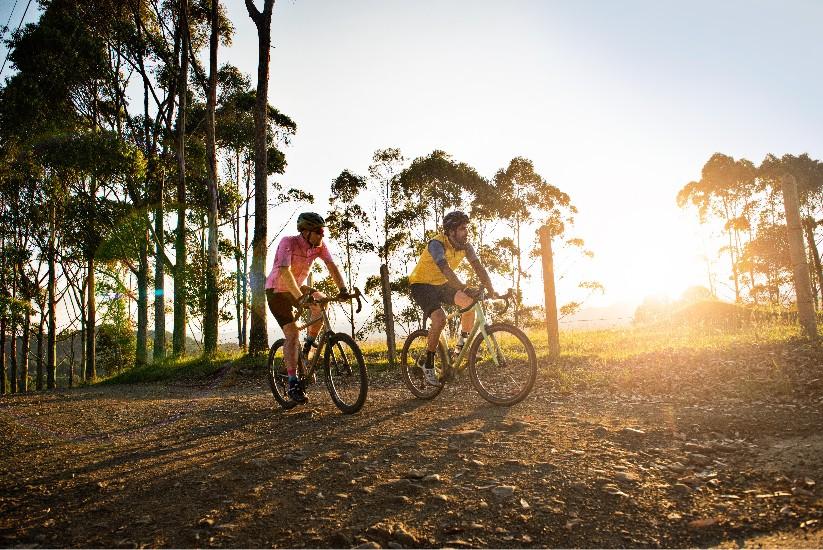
[
  {"x1": 173, "y1": 0, "x2": 190, "y2": 357},
  {"x1": 242, "y1": 159, "x2": 251, "y2": 348},
  {"x1": 136, "y1": 215, "x2": 149, "y2": 366},
  {"x1": 19, "y1": 312, "x2": 29, "y2": 393},
  {"x1": 10, "y1": 284, "x2": 17, "y2": 394},
  {"x1": 234, "y1": 152, "x2": 243, "y2": 349},
  {"x1": 9, "y1": 313, "x2": 16, "y2": 394},
  {"x1": 79, "y1": 286, "x2": 86, "y2": 384},
  {"x1": 728, "y1": 229, "x2": 740, "y2": 302},
  {"x1": 0, "y1": 228, "x2": 5, "y2": 395},
  {"x1": 154, "y1": 205, "x2": 167, "y2": 360},
  {"x1": 154, "y1": 17, "x2": 181, "y2": 363},
  {"x1": 804, "y1": 217, "x2": 823, "y2": 309},
  {"x1": 204, "y1": 0, "x2": 220, "y2": 355},
  {"x1": 245, "y1": 0, "x2": 276, "y2": 355},
  {"x1": 0, "y1": 315, "x2": 6, "y2": 395},
  {"x1": 514, "y1": 216, "x2": 522, "y2": 328},
  {"x1": 85, "y1": 257, "x2": 96, "y2": 381},
  {"x1": 47, "y1": 201, "x2": 56, "y2": 390},
  {"x1": 36, "y1": 311, "x2": 44, "y2": 391}
]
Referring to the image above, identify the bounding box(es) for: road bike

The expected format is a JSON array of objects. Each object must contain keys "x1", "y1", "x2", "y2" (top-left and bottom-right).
[
  {"x1": 267, "y1": 288, "x2": 368, "y2": 414},
  {"x1": 400, "y1": 289, "x2": 537, "y2": 406}
]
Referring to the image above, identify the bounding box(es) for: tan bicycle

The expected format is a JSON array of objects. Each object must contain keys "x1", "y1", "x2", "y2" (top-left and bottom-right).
[
  {"x1": 400, "y1": 289, "x2": 537, "y2": 406},
  {"x1": 267, "y1": 288, "x2": 367, "y2": 414}
]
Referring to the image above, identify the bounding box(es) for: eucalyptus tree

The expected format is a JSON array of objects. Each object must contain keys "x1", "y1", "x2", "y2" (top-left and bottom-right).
[
  {"x1": 203, "y1": 0, "x2": 221, "y2": 354},
  {"x1": 481, "y1": 157, "x2": 575, "y2": 327},
  {"x1": 677, "y1": 153, "x2": 759, "y2": 303},
  {"x1": 173, "y1": 0, "x2": 192, "y2": 356},
  {"x1": 368, "y1": 148, "x2": 406, "y2": 267},
  {"x1": 116, "y1": 0, "x2": 185, "y2": 361},
  {"x1": 396, "y1": 150, "x2": 486, "y2": 250},
  {"x1": 245, "y1": 0, "x2": 277, "y2": 355},
  {"x1": 758, "y1": 154, "x2": 823, "y2": 306},
  {"x1": 36, "y1": 131, "x2": 145, "y2": 381},
  {"x1": 0, "y1": 192, "x2": 7, "y2": 393},
  {"x1": 327, "y1": 169, "x2": 373, "y2": 337},
  {"x1": 216, "y1": 74, "x2": 297, "y2": 348}
]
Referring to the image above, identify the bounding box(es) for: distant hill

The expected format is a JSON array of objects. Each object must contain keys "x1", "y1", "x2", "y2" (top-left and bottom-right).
[{"x1": 558, "y1": 302, "x2": 635, "y2": 330}]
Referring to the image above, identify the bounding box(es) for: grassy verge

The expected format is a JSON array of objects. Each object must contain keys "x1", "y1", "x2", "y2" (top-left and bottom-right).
[
  {"x1": 526, "y1": 320, "x2": 822, "y2": 398},
  {"x1": 97, "y1": 320, "x2": 820, "y2": 398},
  {"x1": 100, "y1": 351, "x2": 249, "y2": 385}
]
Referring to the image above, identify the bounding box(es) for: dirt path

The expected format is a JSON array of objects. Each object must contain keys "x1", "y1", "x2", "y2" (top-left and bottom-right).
[{"x1": 1, "y1": 368, "x2": 822, "y2": 548}]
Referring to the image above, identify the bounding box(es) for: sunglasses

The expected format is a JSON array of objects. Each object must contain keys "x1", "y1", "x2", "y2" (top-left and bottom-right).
[{"x1": 313, "y1": 227, "x2": 325, "y2": 237}]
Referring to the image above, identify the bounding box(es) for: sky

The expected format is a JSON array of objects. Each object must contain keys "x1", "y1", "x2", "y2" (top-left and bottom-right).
[
  {"x1": 2, "y1": 0, "x2": 823, "y2": 334},
  {"x1": 218, "y1": 0, "x2": 823, "y2": 311}
]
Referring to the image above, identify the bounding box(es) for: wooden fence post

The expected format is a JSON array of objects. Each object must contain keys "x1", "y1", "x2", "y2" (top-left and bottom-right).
[
  {"x1": 782, "y1": 174, "x2": 818, "y2": 339},
  {"x1": 380, "y1": 264, "x2": 397, "y2": 367},
  {"x1": 539, "y1": 226, "x2": 560, "y2": 357}
]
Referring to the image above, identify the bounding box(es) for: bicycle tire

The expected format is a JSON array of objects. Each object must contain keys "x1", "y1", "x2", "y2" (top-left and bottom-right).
[
  {"x1": 400, "y1": 329, "x2": 448, "y2": 400},
  {"x1": 324, "y1": 333, "x2": 368, "y2": 414},
  {"x1": 467, "y1": 323, "x2": 537, "y2": 406},
  {"x1": 267, "y1": 338, "x2": 296, "y2": 410}
]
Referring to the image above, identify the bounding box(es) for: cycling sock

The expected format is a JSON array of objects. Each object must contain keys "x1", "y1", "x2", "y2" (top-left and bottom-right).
[
  {"x1": 425, "y1": 350, "x2": 436, "y2": 369},
  {"x1": 288, "y1": 374, "x2": 298, "y2": 383}
]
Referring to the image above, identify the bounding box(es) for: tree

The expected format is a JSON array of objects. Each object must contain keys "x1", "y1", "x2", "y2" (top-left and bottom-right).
[
  {"x1": 37, "y1": 131, "x2": 146, "y2": 381},
  {"x1": 173, "y1": 0, "x2": 191, "y2": 356},
  {"x1": 482, "y1": 157, "x2": 575, "y2": 327},
  {"x1": 396, "y1": 150, "x2": 486, "y2": 249},
  {"x1": 203, "y1": 0, "x2": 221, "y2": 355},
  {"x1": 759, "y1": 153, "x2": 823, "y2": 306},
  {"x1": 244, "y1": 0, "x2": 276, "y2": 355},
  {"x1": 368, "y1": 148, "x2": 406, "y2": 267},
  {"x1": 327, "y1": 169, "x2": 372, "y2": 337},
  {"x1": 677, "y1": 153, "x2": 758, "y2": 302}
]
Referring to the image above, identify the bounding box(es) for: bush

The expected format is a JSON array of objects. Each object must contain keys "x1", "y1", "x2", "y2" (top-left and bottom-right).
[{"x1": 96, "y1": 322, "x2": 136, "y2": 375}]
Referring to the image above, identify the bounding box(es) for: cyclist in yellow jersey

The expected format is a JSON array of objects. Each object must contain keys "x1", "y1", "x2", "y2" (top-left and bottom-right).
[{"x1": 409, "y1": 210, "x2": 497, "y2": 385}]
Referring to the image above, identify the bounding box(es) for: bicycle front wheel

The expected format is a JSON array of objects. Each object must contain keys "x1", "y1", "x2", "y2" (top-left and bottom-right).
[
  {"x1": 467, "y1": 323, "x2": 537, "y2": 406},
  {"x1": 324, "y1": 333, "x2": 368, "y2": 414},
  {"x1": 400, "y1": 329, "x2": 447, "y2": 400}
]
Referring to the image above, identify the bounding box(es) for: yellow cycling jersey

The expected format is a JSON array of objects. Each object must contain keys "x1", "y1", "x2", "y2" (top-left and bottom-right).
[{"x1": 409, "y1": 234, "x2": 466, "y2": 286}]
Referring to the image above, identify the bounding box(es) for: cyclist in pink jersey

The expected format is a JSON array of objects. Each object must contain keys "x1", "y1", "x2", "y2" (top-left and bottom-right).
[{"x1": 265, "y1": 212, "x2": 348, "y2": 404}]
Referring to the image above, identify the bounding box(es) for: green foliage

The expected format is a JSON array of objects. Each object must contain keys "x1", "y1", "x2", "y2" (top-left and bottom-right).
[
  {"x1": 101, "y1": 352, "x2": 239, "y2": 385},
  {"x1": 96, "y1": 322, "x2": 136, "y2": 376}
]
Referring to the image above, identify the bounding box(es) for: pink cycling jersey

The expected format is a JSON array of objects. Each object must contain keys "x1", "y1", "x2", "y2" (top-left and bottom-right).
[{"x1": 265, "y1": 235, "x2": 334, "y2": 292}]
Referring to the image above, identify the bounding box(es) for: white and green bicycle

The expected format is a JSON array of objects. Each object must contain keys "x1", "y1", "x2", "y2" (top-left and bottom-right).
[{"x1": 400, "y1": 289, "x2": 537, "y2": 406}]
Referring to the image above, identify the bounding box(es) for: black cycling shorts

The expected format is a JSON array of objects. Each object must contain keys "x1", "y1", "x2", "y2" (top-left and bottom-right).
[
  {"x1": 410, "y1": 283, "x2": 458, "y2": 319},
  {"x1": 266, "y1": 289, "x2": 298, "y2": 327}
]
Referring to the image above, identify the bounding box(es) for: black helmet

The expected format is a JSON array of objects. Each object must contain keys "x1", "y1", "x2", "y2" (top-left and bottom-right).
[
  {"x1": 296, "y1": 212, "x2": 325, "y2": 231},
  {"x1": 443, "y1": 210, "x2": 470, "y2": 232}
]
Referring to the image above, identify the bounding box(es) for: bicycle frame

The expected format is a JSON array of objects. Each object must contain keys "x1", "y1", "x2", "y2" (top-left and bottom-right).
[
  {"x1": 290, "y1": 307, "x2": 333, "y2": 379},
  {"x1": 288, "y1": 288, "x2": 362, "y2": 378},
  {"x1": 439, "y1": 298, "x2": 505, "y2": 371}
]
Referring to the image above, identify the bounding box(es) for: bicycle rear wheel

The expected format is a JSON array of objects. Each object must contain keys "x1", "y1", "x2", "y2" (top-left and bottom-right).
[
  {"x1": 268, "y1": 338, "x2": 296, "y2": 410},
  {"x1": 467, "y1": 323, "x2": 537, "y2": 406},
  {"x1": 324, "y1": 333, "x2": 368, "y2": 414},
  {"x1": 400, "y1": 329, "x2": 447, "y2": 400}
]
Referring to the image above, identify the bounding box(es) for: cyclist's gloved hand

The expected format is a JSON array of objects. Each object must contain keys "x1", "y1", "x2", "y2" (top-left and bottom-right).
[
  {"x1": 337, "y1": 286, "x2": 351, "y2": 298},
  {"x1": 487, "y1": 287, "x2": 499, "y2": 299},
  {"x1": 464, "y1": 287, "x2": 482, "y2": 300}
]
